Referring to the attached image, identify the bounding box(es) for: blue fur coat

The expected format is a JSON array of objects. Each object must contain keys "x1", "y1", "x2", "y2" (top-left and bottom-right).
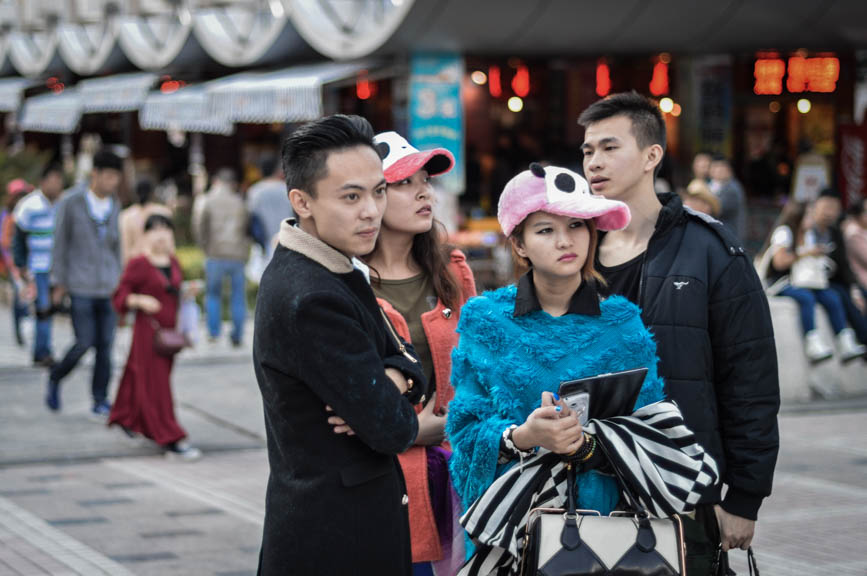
[{"x1": 446, "y1": 285, "x2": 665, "y2": 516}]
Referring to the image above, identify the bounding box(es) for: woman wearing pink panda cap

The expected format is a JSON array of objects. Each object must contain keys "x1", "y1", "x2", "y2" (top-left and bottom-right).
[
  {"x1": 332, "y1": 131, "x2": 477, "y2": 574},
  {"x1": 446, "y1": 163, "x2": 718, "y2": 570}
]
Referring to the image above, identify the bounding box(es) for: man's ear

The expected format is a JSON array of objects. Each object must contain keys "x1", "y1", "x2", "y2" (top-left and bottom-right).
[
  {"x1": 510, "y1": 235, "x2": 528, "y2": 260},
  {"x1": 644, "y1": 144, "x2": 664, "y2": 174},
  {"x1": 289, "y1": 188, "x2": 312, "y2": 219}
]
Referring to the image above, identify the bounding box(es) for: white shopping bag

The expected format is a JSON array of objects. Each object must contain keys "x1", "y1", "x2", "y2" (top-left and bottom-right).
[{"x1": 179, "y1": 297, "x2": 201, "y2": 346}]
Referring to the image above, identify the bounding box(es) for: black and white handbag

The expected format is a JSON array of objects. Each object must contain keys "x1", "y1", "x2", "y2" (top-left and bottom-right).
[{"x1": 522, "y1": 457, "x2": 685, "y2": 576}]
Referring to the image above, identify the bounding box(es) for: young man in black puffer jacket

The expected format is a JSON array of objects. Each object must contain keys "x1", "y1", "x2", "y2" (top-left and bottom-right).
[{"x1": 579, "y1": 92, "x2": 780, "y2": 574}]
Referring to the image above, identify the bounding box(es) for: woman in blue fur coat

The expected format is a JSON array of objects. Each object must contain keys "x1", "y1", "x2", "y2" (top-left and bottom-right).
[{"x1": 447, "y1": 163, "x2": 665, "y2": 518}]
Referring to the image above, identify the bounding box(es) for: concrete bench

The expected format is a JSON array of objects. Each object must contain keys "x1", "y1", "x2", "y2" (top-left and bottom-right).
[{"x1": 768, "y1": 296, "x2": 866, "y2": 403}]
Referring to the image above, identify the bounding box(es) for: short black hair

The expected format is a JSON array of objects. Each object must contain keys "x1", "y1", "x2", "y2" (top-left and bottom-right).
[
  {"x1": 92, "y1": 149, "x2": 123, "y2": 172},
  {"x1": 818, "y1": 187, "x2": 841, "y2": 200},
  {"x1": 848, "y1": 198, "x2": 865, "y2": 217},
  {"x1": 578, "y1": 91, "x2": 667, "y2": 153},
  {"x1": 710, "y1": 153, "x2": 730, "y2": 165},
  {"x1": 135, "y1": 179, "x2": 154, "y2": 204},
  {"x1": 281, "y1": 114, "x2": 376, "y2": 197},
  {"x1": 144, "y1": 213, "x2": 174, "y2": 232},
  {"x1": 41, "y1": 162, "x2": 63, "y2": 180},
  {"x1": 260, "y1": 155, "x2": 280, "y2": 178}
]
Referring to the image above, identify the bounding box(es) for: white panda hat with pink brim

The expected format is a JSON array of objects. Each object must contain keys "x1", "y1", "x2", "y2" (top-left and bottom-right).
[
  {"x1": 374, "y1": 131, "x2": 455, "y2": 184},
  {"x1": 498, "y1": 162, "x2": 631, "y2": 236}
]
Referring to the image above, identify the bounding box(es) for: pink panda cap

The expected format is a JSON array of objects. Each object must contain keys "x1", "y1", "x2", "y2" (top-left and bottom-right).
[{"x1": 497, "y1": 163, "x2": 631, "y2": 236}]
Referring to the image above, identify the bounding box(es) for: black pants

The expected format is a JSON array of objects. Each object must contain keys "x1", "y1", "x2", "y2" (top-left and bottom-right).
[
  {"x1": 50, "y1": 295, "x2": 116, "y2": 404},
  {"x1": 681, "y1": 504, "x2": 722, "y2": 576}
]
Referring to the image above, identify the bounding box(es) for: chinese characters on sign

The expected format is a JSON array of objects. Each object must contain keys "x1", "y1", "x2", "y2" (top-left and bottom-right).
[
  {"x1": 409, "y1": 53, "x2": 465, "y2": 196},
  {"x1": 753, "y1": 56, "x2": 839, "y2": 95}
]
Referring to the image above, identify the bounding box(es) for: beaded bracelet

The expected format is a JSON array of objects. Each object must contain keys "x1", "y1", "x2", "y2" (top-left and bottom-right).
[
  {"x1": 568, "y1": 433, "x2": 595, "y2": 461},
  {"x1": 498, "y1": 424, "x2": 535, "y2": 463}
]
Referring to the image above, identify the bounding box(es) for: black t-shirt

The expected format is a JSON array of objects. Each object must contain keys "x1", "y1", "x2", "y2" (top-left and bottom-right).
[{"x1": 596, "y1": 252, "x2": 644, "y2": 305}]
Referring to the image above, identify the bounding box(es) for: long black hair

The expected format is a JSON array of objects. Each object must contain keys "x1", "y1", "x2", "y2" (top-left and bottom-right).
[{"x1": 367, "y1": 219, "x2": 462, "y2": 310}]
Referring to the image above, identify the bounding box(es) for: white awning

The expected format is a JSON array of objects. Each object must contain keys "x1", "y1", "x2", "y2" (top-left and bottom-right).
[
  {"x1": 19, "y1": 90, "x2": 83, "y2": 133},
  {"x1": 139, "y1": 86, "x2": 233, "y2": 135},
  {"x1": 79, "y1": 72, "x2": 157, "y2": 113},
  {"x1": 207, "y1": 61, "x2": 371, "y2": 124},
  {"x1": 0, "y1": 77, "x2": 34, "y2": 112}
]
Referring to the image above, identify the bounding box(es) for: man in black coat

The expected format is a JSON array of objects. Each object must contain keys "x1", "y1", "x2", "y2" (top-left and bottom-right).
[
  {"x1": 253, "y1": 115, "x2": 426, "y2": 575},
  {"x1": 579, "y1": 92, "x2": 780, "y2": 574}
]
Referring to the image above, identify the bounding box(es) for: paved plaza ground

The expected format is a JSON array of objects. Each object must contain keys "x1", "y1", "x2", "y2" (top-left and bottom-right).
[{"x1": 0, "y1": 307, "x2": 865, "y2": 575}]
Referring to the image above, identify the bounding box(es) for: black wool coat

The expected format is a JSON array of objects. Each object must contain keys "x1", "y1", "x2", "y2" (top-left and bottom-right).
[{"x1": 254, "y1": 223, "x2": 425, "y2": 575}]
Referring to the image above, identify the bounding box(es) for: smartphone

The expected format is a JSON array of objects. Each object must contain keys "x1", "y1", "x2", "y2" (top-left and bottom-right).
[{"x1": 562, "y1": 391, "x2": 590, "y2": 426}]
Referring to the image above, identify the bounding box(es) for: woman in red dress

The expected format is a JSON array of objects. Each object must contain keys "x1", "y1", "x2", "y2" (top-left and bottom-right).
[{"x1": 109, "y1": 214, "x2": 201, "y2": 460}]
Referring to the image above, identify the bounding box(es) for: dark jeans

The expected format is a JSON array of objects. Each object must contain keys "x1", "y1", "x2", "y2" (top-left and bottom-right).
[
  {"x1": 205, "y1": 258, "x2": 246, "y2": 343},
  {"x1": 33, "y1": 272, "x2": 53, "y2": 360},
  {"x1": 680, "y1": 504, "x2": 722, "y2": 576},
  {"x1": 50, "y1": 294, "x2": 115, "y2": 404},
  {"x1": 829, "y1": 282, "x2": 867, "y2": 343},
  {"x1": 10, "y1": 278, "x2": 29, "y2": 342},
  {"x1": 778, "y1": 285, "x2": 847, "y2": 334}
]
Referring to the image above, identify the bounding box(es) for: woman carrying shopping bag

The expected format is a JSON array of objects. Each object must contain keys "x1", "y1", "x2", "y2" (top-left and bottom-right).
[
  {"x1": 109, "y1": 214, "x2": 201, "y2": 460},
  {"x1": 447, "y1": 164, "x2": 718, "y2": 575}
]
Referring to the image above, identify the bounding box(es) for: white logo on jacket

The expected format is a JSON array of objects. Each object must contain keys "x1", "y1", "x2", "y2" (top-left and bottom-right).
[{"x1": 673, "y1": 281, "x2": 689, "y2": 290}]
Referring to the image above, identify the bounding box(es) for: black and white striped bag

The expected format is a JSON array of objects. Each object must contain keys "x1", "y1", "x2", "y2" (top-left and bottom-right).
[{"x1": 458, "y1": 401, "x2": 719, "y2": 576}]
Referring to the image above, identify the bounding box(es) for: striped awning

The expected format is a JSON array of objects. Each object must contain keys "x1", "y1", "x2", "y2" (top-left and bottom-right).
[
  {"x1": 207, "y1": 61, "x2": 371, "y2": 124},
  {"x1": 0, "y1": 77, "x2": 35, "y2": 112},
  {"x1": 139, "y1": 86, "x2": 233, "y2": 135},
  {"x1": 18, "y1": 90, "x2": 83, "y2": 133},
  {"x1": 79, "y1": 72, "x2": 157, "y2": 113}
]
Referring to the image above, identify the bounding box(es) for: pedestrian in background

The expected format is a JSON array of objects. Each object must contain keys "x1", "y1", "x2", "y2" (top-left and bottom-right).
[
  {"x1": 47, "y1": 150, "x2": 123, "y2": 417},
  {"x1": 709, "y1": 154, "x2": 747, "y2": 240},
  {"x1": 843, "y1": 198, "x2": 867, "y2": 303},
  {"x1": 691, "y1": 151, "x2": 712, "y2": 183},
  {"x1": 119, "y1": 179, "x2": 173, "y2": 264},
  {"x1": 1, "y1": 179, "x2": 32, "y2": 347},
  {"x1": 193, "y1": 168, "x2": 249, "y2": 347},
  {"x1": 809, "y1": 188, "x2": 867, "y2": 348},
  {"x1": 361, "y1": 131, "x2": 475, "y2": 573},
  {"x1": 12, "y1": 163, "x2": 65, "y2": 366},
  {"x1": 681, "y1": 178, "x2": 721, "y2": 218},
  {"x1": 253, "y1": 115, "x2": 425, "y2": 575},
  {"x1": 109, "y1": 214, "x2": 201, "y2": 460},
  {"x1": 580, "y1": 92, "x2": 779, "y2": 571},
  {"x1": 247, "y1": 155, "x2": 293, "y2": 261}
]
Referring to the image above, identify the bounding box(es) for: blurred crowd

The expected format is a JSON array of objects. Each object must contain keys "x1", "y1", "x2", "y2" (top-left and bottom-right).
[{"x1": 0, "y1": 148, "x2": 295, "y2": 460}]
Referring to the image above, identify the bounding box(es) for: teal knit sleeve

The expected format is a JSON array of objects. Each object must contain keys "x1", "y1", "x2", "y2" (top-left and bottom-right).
[{"x1": 446, "y1": 331, "x2": 516, "y2": 513}]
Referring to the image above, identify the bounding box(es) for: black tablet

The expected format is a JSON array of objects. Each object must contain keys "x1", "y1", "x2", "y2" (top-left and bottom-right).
[{"x1": 557, "y1": 367, "x2": 649, "y2": 425}]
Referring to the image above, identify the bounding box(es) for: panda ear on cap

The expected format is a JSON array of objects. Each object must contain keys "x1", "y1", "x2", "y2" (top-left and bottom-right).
[
  {"x1": 530, "y1": 162, "x2": 546, "y2": 178},
  {"x1": 375, "y1": 141, "x2": 390, "y2": 160}
]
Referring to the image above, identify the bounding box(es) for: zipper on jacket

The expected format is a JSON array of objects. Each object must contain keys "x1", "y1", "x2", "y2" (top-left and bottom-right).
[{"x1": 379, "y1": 308, "x2": 418, "y2": 364}]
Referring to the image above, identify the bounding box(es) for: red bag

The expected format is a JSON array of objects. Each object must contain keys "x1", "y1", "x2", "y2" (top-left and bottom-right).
[{"x1": 150, "y1": 318, "x2": 188, "y2": 357}]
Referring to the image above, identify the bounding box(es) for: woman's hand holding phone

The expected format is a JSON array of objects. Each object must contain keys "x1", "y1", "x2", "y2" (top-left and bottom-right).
[{"x1": 512, "y1": 392, "x2": 585, "y2": 455}]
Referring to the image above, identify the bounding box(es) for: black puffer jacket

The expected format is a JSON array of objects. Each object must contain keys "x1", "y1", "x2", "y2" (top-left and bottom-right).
[{"x1": 603, "y1": 194, "x2": 780, "y2": 520}]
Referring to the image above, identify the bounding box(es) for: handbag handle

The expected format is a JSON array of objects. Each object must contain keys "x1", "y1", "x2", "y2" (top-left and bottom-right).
[
  {"x1": 747, "y1": 547, "x2": 760, "y2": 576},
  {"x1": 561, "y1": 449, "x2": 658, "y2": 554}
]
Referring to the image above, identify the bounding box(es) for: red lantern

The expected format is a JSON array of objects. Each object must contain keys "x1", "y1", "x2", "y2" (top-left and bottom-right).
[
  {"x1": 489, "y1": 66, "x2": 502, "y2": 98},
  {"x1": 596, "y1": 61, "x2": 611, "y2": 98},
  {"x1": 512, "y1": 64, "x2": 530, "y2": 98},
  {"x1": 649, "y1": 61, "x2": 669, "y2": 96}
]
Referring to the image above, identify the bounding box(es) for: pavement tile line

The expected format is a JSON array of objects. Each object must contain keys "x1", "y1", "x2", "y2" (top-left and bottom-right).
[
  {"x1": 0, "y1": 495, "x2": 136, "y2": 576},
  {"x1": 103, "y1": 459, "x2": 264, "y2": 527}
]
